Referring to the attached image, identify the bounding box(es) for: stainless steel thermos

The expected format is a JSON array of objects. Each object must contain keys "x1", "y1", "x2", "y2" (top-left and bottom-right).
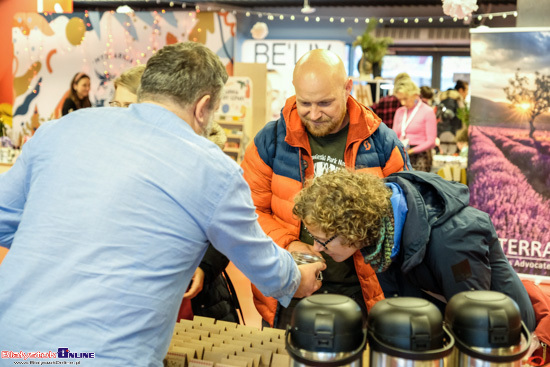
[
  {"x1": 285, "y1": 294, "x2": 366, "y2": 367},
  {"x1": 445, "y1": 290, "x2": 531, "y2": 366},
  {"x1": 367, "y1": 297, "x2": 454, "y2": 366}
]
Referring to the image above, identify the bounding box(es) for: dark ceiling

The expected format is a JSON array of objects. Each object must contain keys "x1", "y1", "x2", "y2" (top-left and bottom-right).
[{"x1": 74, "y1": 0, "x2": 517, "y2": 10}]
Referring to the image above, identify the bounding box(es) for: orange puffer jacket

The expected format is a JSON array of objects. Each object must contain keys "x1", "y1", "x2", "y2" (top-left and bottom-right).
[{"x1": 241, "y1": 95, "x2": 411, "y2": 326}]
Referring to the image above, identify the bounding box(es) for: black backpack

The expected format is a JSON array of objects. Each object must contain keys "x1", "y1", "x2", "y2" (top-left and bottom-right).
[
  {"x1": 436, "y1": 98, "x2": 463, "y2": 154},
  {"x1": 436, "y1": 98, "x2": 463, "y2": 136}
]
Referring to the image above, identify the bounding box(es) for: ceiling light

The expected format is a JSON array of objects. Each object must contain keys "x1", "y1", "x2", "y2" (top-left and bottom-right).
[
  {"x1": 301, "y1": 0, "x2": 316, "y2": 14},
  {"x1": 116, "y1": 5, "x2": 134, "y2": 14}
]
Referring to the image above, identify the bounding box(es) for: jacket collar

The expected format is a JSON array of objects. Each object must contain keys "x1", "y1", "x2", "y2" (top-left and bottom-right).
[{"x1": 282, "y1": 95, "x2": 382, "y2": 149}]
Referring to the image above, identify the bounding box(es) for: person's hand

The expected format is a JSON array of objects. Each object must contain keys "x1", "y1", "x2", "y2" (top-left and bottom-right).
[
  {"x1": 287, "y1": 240, "x2": 323, "y2": 258},
  {"x1": 293, "y1": 262, "x2": 326, "y2": 298},
  {"x1": 183, "y1": 267, "x2": 205, "y2": 299}
]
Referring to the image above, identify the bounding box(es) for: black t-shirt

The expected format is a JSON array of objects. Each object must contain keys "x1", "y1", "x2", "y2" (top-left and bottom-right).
[
  {"x1": 300, "y1": 124, "x2": 362, "y2": 296},
  {"x1": 62, "y1": 98, "x2": 77, "y2": 116}
]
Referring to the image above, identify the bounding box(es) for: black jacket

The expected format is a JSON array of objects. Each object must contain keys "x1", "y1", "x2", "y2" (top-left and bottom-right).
[
  {"x1": 191, "y1": 245, "x2": 240, "y2": 323},
  {"x1": 378, "y1": 171, "x2": 536, "y2": 331}
]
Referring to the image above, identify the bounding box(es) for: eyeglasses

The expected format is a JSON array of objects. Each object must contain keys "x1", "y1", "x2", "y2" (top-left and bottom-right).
[
  {"x1": 109, "y1": 101, "x2": 133, "y2": 108},
  {"x1": 304, "y1": 226, "x2": 337, "y2": 249}
]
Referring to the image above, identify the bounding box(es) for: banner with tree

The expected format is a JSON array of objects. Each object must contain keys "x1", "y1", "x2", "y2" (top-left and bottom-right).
[{"x1": 469, "y1": 28, "x2": 550, "y2": 282}]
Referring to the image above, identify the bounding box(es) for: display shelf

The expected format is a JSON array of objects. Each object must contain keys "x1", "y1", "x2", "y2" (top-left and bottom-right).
[{"x1": 216, "y1": 118, "x2": 247, "y2": 163}]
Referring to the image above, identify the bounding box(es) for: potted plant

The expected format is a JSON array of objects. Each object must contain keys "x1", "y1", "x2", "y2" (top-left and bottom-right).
[{"x1": 351, "y1": 18, "x2": 393, "y2": 78}]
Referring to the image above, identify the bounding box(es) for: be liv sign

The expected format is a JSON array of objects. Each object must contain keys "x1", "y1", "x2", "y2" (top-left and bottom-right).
[{"x1": 241, "y1": 40, "x2": 346, "y2": 68}]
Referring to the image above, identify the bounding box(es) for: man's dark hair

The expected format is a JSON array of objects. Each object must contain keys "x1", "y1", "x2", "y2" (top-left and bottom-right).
[{"x1": 454, "y1": 80, "x2": 468, "y2": 92}]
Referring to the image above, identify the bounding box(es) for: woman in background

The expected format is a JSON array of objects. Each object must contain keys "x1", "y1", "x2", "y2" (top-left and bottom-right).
[
  {"x1": 62, "y1": 72, "x2": 91, "y2": 116},
  {"x1": 392, "y1": 78, "x2": 437, "y2": 172}
]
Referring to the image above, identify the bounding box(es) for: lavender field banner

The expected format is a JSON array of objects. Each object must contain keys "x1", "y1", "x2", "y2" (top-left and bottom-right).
[{"x1": 469, "y1": 28, "x2": 550, "y2": 282}]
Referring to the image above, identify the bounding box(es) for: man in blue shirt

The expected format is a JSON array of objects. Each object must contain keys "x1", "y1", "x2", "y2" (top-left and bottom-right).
[{"x1": 0, "y1": 42, "x2": 325, "y2": 366}]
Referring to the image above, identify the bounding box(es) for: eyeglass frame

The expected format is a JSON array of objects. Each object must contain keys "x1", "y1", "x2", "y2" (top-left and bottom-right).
[
  {"x1": 304, "y1": 226, "x2": 337, "y2": 249},
  {"x1": 109, "y1": 101, "x2": 133, "y2": 108}
]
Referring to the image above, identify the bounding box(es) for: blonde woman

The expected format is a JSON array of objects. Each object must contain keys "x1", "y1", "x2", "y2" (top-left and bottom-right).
[
  {"x1": 392, "y1": 78, "x2": 437, "y2": 172},
  {"x1": 110, "y1": 65, "x2": 146, "y2": 108}
]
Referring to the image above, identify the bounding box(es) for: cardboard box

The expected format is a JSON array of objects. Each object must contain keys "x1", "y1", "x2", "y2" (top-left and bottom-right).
[
  {"x1": 165, "y1": 354, "x2": 187, "y2": 367},
  {"x1": 217, "y1": 320, "x2": 239, "y2": 331},
  {"x1": 222, "y1": 356, "x2": 249, "y2": 367},
  {"x1": 199, "y1": 324, "x2": 224, "y2": 335},
  {"x1": 270, "y1": 353, "x2": 290, "y2": 367},
  {"x1": 168, "y1": 346, "x2": 196, "y2": 360},
  {"x1": 203, "y1": 350, "x2": 230, "y2": 364},
  {"x1": 244, "y1": 347, "x2": 272, "y2": 367},
  {"x1": 212, "y1": 345, "x2": 239, "y2": 356},
  {"x1": 189, "y1": 358, "x2": 215, "y2": 367},
  {"x1": 230, "y1": 340, "x2": 253, "y2": 349},
  {"x1": 236, "y1": 351, "x2": 261, "y2": 367},
  {"x1": 236, "y1": 324, "x2": 261, "y2": 335},
  {"x1": 194, "y1": 315, "x2": 216, "y2": 325}
]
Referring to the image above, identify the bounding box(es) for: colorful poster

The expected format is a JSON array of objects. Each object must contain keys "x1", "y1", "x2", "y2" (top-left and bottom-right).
[
  {"x1": 469, "y1": 28, "x2": 550, "y2": 282},
  {"x1": 10, "y1": 10, "x2": 236, "y2": 145}
]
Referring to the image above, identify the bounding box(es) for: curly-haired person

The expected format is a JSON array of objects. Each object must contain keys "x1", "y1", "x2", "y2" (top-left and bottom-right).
[{"x1": 293, "y1": 169, "x2": 536, "y2": 331}]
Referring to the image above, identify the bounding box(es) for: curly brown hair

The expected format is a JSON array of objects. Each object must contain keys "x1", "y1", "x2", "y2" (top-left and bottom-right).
[{"x1": 293, "y1": 169, "x2": 392, "y2": 249}]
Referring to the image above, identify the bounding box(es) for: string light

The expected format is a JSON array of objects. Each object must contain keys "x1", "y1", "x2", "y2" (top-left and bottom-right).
[{"x1": 90, "y1": 1, "x2": 520, "y2": 26}]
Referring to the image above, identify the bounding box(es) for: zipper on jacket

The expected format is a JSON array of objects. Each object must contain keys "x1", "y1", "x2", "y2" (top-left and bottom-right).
[{"x1": 299, "y1": 150, "x2": 308, "y2": 188}]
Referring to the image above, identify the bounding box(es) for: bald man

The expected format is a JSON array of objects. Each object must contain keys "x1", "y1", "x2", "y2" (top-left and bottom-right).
[{"x1": 241, "y1": 49, "x2": 411, "y2": 328}]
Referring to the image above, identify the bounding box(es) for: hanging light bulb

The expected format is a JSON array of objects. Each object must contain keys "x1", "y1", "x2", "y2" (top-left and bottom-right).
[{"x1": 301, "y1": 0, "x2": 316, "y2": 14}]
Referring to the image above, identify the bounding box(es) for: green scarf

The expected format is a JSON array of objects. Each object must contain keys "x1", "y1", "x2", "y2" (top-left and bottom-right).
[{"x1": 360, "y1": 215, "x2": 395, "y2": 273}]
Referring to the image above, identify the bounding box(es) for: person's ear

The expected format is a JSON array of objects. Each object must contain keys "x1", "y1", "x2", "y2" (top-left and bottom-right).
[
  {"x1": 344, "y1": 78, "x2": 353, "y2": 95},
  {"x1": 194, "y1": 94, "x2": 212, "y2": 125}
]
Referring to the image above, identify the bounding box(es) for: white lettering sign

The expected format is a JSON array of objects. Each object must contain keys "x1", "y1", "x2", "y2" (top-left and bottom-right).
[{"x1": 241, "y1": 40, "x2": 346, "y2": 69}]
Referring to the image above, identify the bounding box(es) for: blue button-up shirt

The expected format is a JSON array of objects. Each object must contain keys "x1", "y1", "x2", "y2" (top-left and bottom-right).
[{"x1": 0, "y1": 103, "x2": 300, "y2": 366}]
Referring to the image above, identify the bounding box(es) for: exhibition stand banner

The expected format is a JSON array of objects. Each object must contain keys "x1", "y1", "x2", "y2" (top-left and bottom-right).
[
  {"x1": 469, "y1": 27, "x2": 550, "y2": 282},
  {"x1": 11, "y1": 10, "x2": 235, "y2": 144}
]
